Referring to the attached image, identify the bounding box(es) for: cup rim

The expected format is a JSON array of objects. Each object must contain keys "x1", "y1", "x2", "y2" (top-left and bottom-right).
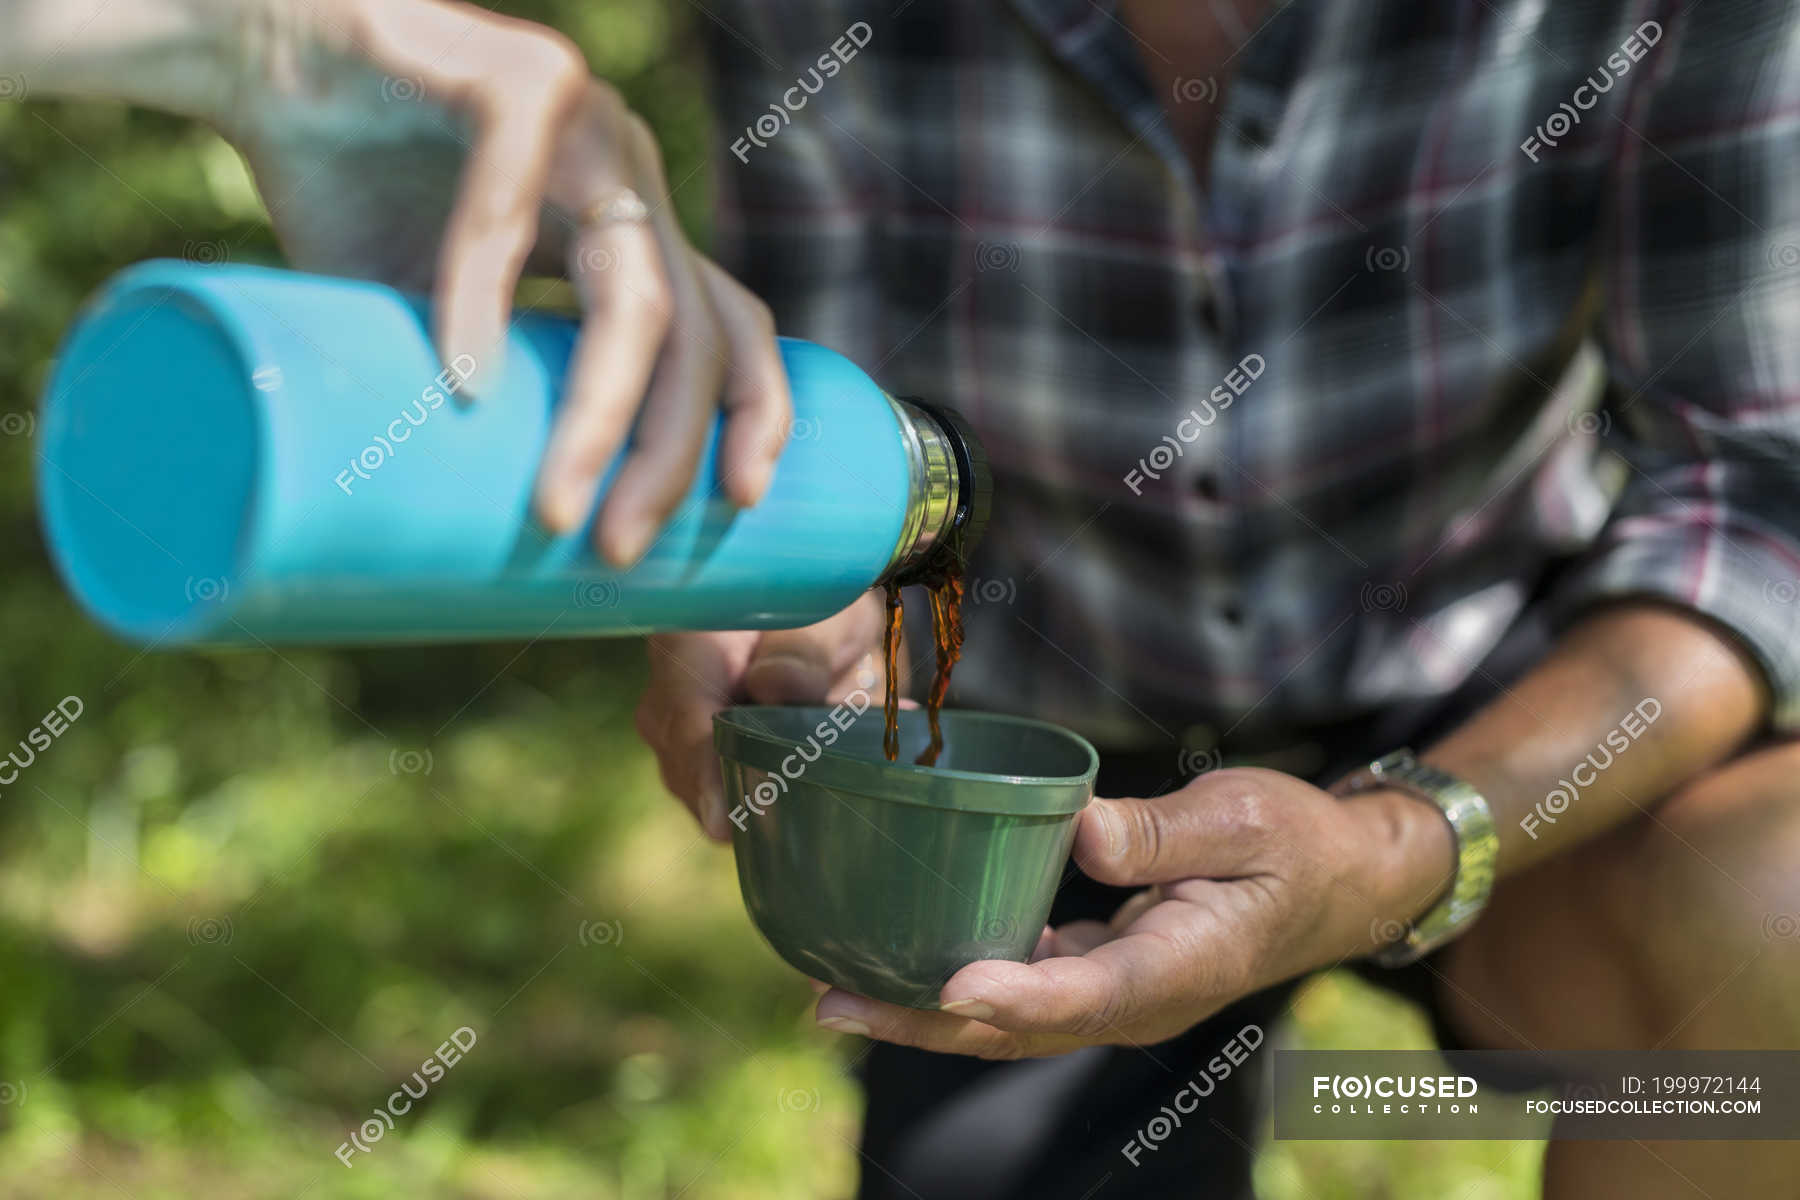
[{"x1": 713, "y1": 704, "x2": 1098, "y2": 817}]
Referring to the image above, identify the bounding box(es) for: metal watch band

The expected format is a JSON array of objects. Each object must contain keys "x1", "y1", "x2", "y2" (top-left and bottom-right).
[{"x1": 1330, "y1": 750, "x2": 1498, "y2": 967}]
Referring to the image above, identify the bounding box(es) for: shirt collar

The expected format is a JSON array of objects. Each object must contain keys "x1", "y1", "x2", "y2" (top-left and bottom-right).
[{"x1": 1007, "y1": 0, "x2": 1192, "y2": 174}]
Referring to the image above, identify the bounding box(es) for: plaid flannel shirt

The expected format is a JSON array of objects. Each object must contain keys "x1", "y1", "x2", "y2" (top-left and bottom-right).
[{"x1": 699, "y1": 0, "x2": 1800, "y2": 748}]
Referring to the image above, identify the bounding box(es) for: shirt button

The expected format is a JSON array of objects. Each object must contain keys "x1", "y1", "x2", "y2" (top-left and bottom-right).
[{"x1": 1236, "y1": 113, "x2": 1272, "y2": 148}]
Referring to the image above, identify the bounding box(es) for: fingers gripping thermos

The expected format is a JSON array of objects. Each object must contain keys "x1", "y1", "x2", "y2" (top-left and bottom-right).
[{"x1": 36, "y1": 261, "x2": 991, "y2": 646}]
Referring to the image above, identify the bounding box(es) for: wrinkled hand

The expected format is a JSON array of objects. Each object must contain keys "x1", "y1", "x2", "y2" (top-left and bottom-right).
[
  {"x1": 215, "y1": 0, "x2": 788, "y2": 564},
  {"x1": 635, "y1": 591, "x2": 905, "y2": 841},
  {"x1": 814, "y1": 768, "x2": 1453, "y2": 1058}
]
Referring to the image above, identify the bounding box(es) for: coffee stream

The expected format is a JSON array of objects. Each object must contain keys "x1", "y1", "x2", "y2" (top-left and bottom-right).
[{"x1": 880, "y1": 557, "x2": 966, "y2": 768}]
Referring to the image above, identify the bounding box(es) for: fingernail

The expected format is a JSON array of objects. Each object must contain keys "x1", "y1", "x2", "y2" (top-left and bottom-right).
[
  {"x1": 730, "y1": 459, "x2": 774, "y2": 508},
  {"x1": 939, "y1": 998, "x2": 995, "y2": 1020},
  {"x1": 539, "y1": 477, "x2": 590, "y2": 535},
  {"x1": 1093, "y1": 802, "x2": 1126, "y2": 857},
  {"x1": 460, "y1": 342, "x2": 504, "y2": 401},
  {"x1": 603, "y1": 521, "x2": 651, "y2": 568},
  {"x1": 817, "y1": 1016, "x2": 871, "y2": 1036}
]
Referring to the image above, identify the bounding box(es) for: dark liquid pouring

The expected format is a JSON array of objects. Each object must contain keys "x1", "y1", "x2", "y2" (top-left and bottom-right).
[{"x1": 880, "y1": 557, "x2": 966, "y2": 768}]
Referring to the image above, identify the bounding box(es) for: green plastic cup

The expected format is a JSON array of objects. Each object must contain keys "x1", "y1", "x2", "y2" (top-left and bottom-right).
[{"x1": 714, "y1": 703, "x2": 1098, "y2": 1009}]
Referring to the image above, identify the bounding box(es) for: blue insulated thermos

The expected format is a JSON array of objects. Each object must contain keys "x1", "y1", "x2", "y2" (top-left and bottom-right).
[{"x1": 36, "y1": 261, "x2": 989, "y2": 645}]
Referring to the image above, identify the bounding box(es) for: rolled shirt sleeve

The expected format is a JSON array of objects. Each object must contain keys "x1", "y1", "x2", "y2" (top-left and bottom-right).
[{"x1": 1556, "y1": 0, "x2": 1800, "y2": 730}]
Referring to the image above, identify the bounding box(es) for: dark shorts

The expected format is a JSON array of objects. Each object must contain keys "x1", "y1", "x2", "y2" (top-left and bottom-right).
[{"x1": 854, "y1": 611, "x2": 1555, "y2": 1200}]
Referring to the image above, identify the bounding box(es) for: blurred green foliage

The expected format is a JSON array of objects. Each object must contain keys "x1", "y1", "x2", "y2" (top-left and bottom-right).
[{"x1": 0, "y1": 2, "x2": 1540, "y2": 1195}]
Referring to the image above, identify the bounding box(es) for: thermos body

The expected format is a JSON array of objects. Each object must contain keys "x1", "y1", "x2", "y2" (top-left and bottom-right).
[{"x1": 37, "y1": 261, "x2": 985, "y2": 646}]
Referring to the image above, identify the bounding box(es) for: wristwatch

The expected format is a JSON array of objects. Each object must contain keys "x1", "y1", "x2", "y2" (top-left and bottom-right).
[{"x1": 1331, "y1": 750, "x2": 1498, "y2": 967}]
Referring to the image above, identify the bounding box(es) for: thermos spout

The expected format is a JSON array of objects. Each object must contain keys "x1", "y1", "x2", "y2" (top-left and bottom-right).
[{"x1": 881, "y1": 398, "x2": 992, "y2": 587}]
